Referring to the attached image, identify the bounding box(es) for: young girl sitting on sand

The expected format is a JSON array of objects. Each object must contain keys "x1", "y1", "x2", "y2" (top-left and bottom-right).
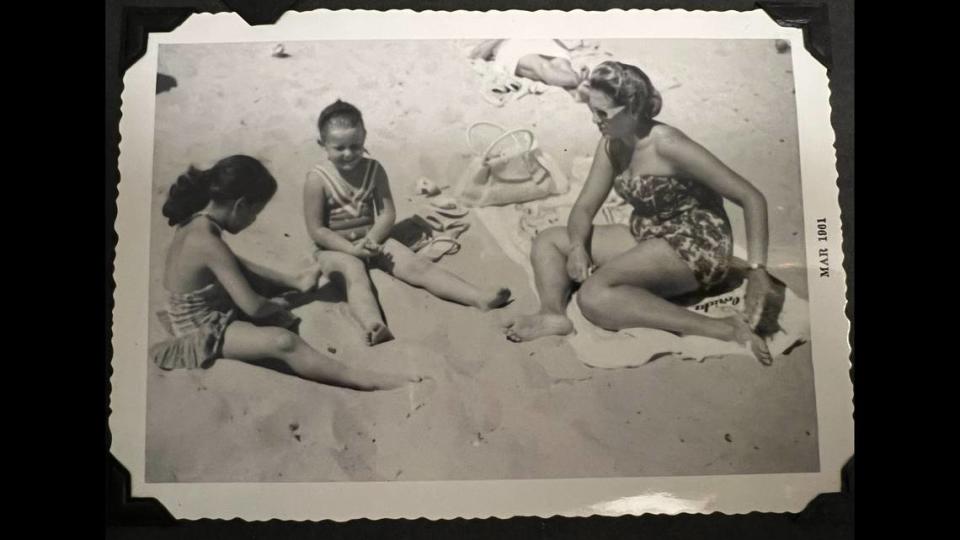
[
  {"x1": 304, "y1": 100, "x2": 512, "y2": 345},
  {"x1": 151, "y1": 154, "x2": 420, "y2": 390}
]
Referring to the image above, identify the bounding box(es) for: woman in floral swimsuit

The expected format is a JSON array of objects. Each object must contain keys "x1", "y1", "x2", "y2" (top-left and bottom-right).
[{"x1": 505, "y1": 61, "x2": 775, "y2": 364}]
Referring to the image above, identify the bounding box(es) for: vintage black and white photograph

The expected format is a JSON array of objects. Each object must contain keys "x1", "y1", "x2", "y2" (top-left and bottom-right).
[{"x1": 112, "y1": 9, "x2": 851, "y2": 520}]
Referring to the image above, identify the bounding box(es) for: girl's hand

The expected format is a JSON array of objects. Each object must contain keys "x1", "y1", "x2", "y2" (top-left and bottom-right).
[
  {"x1": 350, "y1": 243, "x2": 378, "y2": 259},
  {"x1": 361, "y1": 236, "x2": 384, "y2": 254},
  {"x1": 743, "y1": 267, "x2": 774, "y2": 330},
  {"x1": 566, "y1": 244, "x2": 594, "y2": 283}
]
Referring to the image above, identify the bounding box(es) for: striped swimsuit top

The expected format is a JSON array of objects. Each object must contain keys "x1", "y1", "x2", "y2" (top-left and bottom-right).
[{"x1": 312, "y1": 159, "x2": 381, "y2": 241}]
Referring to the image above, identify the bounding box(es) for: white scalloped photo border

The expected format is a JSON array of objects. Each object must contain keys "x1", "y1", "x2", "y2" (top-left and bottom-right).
[{"x1": 113, "y1": 8, "x2": 851, "y2": 521}]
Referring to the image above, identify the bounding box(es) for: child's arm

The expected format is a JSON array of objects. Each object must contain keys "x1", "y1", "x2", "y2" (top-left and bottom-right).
[
  {"x1": 363, "y1": 164, "x2": 396, "y2": 246},
  {"x1": 235, "y1": 256, "x2": 320, "y2": 294},
  {"x1": 201, "y1": 235, "x2": 291, "y2": 319},
  {"x1": 303, "y1": 171, "x2": 376, "y2": 257}
]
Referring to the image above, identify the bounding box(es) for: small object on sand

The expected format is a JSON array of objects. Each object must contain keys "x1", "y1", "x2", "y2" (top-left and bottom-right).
[
  {"x1": 724, "y1": 433, "x2": 733, "y2": 442},
  {"x1": 272, "y1": 43, "x2": 290, "y2": 58},
  {"x1": 774, "y1": 39, "x2": 791, "y2": 53},
  {"x1": 428, "y1": 195, "x2": 463, "y2": 212},
  {"x1": 416, "y1": 177, "x2": 442, "y2": 196},
  {"x1": 327, "y1": 346, "x2": 337, "y2": 354},
  {"x1": 289, "y1": 422, "x2": 299, "y2": 432}
]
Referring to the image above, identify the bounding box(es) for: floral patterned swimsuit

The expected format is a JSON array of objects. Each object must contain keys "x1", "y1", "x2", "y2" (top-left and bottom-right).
[{"x1": 607, "y1": 141, "x2": 733, "y2": 289}]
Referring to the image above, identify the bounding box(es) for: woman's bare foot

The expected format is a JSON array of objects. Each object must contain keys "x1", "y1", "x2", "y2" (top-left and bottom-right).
[
  {"x1": 504, "y1": 313, "x2": 574, "y2": 342},
  {"x1": 726, "y1": 316, "x2": 773, "y2": 366},
  {"x1": 364, "y1": 321, "x2": 395, "y2": 346},
  {"x1": 475, "y1": 288, "x2": 512, "y2": 311}
]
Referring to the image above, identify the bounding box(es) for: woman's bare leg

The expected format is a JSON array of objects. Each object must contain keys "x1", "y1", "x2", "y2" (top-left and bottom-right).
[
  {"x1": 505, "y1": 225, "x2": 634, "y2": 342},
  {"x1": 576, "y1": 238, "x2": 772, "y2": 364}
]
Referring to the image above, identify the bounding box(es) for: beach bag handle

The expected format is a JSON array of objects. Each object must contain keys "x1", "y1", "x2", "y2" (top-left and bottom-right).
[{"x1": 466, "y1": 121, "x2": 536, "y2": 159}]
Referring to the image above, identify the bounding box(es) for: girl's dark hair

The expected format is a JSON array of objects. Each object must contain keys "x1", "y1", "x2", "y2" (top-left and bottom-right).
[
  {"x1": 317, "y1": 99, "x2": 365, "y2": 137},
  {"x1": 161, "y1": 155, "x2": 278, "y2": 226},
  {"x1": 588, "y1": 61, "x2": 662, "y2": 119}
]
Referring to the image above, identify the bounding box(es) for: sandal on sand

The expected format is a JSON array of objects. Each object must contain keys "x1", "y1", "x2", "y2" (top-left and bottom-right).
[
  {"x1": 421, "y1": 237, "x2": 461, "y2": 262},
  {"x1": 424, "y1": 213, "x2": 471, "y2": 236}
]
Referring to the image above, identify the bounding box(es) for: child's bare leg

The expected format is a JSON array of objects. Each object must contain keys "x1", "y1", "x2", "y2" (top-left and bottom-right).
[
  {"x1": 515, "y1": 55, "x2": 582, "y2": 89},
  {"x1": 380, "y1": 240, "x2": 511, "y2": 311},
  {"x1": 315, "y1": 251, "x2": 393, "y2": 345},
  {"x1": 221, "y1": 321, "x2": 416, "y2": 390}
]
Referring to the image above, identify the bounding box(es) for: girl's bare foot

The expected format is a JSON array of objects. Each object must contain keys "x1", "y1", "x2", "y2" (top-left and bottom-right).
[
  {"x1": 504, "y1": 313, "x2": 574, "y2": 342},
  {"x1": 364, "y1": 321, "x2": 395, "y2": 346},
  {"x1": 351, "y1": 370, "x2": 427, "y2": 392},
  {"x1": 476, "y1": 288, "x2": 512, "y2": 311},
  {"x1": 726, "y1": 316, "x2": 773, "y2": 366}
]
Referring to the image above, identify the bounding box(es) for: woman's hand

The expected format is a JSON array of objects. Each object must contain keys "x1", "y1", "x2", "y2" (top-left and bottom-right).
[
  {"x1": 743, "y1": 267, "x2": 774, "y2": 330},
  {"x1": 566, "y1": 244, "x2": 594, "y2": 283}
]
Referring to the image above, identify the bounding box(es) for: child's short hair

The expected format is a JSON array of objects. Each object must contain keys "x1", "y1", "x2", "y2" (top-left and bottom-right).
[
  {"x1": 317, "y1": 99, "x2": 365, "y2": 136},
  {"x1": 587, "y1": 61, "x2": 662, "y2": 120},
  {"x1": 161, "y1": 155, "x2": 277, "y2": 226}
]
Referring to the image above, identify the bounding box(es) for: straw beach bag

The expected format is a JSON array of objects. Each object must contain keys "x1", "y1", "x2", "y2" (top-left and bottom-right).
[{"x1": 456, "y1": 122, "x2": 569, "y2": 207}]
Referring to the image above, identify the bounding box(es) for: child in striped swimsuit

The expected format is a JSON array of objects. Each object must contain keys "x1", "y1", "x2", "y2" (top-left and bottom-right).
[
  {"x1": 304, "y1": 100, "x2": 512, "y2": 345},
  {"x1": 151, "y1": 154, "x2": 421, "y2": 390}
]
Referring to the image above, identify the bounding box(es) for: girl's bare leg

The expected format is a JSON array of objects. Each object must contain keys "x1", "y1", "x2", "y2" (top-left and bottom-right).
[
  {"x1": 221, "y1": 321, "x2": 417, "y2": 390},
  {"x1": 380, "y1": 239, "x2": 511, "y2": 311}
]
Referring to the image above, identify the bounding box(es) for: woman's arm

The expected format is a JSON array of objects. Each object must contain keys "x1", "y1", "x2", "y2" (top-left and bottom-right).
[
  {"x1": 564, "y1": 137, "x2": 617, "y2": 282},
  {"x1": 364, "y1": 164, "x2": 396, "y2": 245},
  {"x1": 303, "y1": 171, "x2": 370, "y2": 255},
  {"x1": 568, "y1": 137, "x2": 617, "y2": 252},
  {"x1": 656, "y1": 125, "x2": 772, "y2": 327},
  {"x1": 655, "y1": 126, "x2": 768, "y2": 267}
]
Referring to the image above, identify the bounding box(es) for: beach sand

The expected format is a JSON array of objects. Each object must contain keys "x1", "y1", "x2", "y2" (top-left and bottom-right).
[{"x1": 144, "y1": 38, "x2": 818, "y2": 482}]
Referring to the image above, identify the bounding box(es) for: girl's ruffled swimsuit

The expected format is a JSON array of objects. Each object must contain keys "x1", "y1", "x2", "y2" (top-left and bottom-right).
[{"x1": 151, "y1": 281, "x2": 237, "y2": 370}]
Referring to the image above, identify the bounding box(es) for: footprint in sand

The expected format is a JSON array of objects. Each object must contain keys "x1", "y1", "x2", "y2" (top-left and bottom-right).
[{"x1": 330, "y1": 405, "x2": 381, "y2": 481}]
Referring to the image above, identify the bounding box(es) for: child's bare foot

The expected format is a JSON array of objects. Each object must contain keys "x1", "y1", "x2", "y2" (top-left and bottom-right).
[
  {"x1": 726, "y1": 316, "x2": 773, "y2": 366},
  {"x1": 504, "y1": 313, "x2": 574, "y2": 342},
  {"x1": 364, "y1": 321, "x2": 395, "y2": 346},
  {"x1": 476, "y1": 288, "x2": 512, "y2": 311},
  {"x1": 294, "y1": 264, "x2": 325, "y2": 293}
]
